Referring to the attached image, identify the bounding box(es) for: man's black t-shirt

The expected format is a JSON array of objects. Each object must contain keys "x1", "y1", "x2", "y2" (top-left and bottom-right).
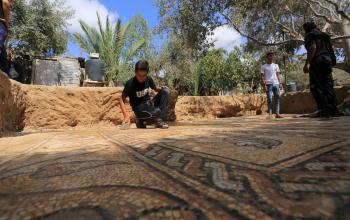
[
  {"x1": 304, "y1": 29, "x2": 335, "y2": 65},
  {"x1": 122, "y1": 76, "x2": 157, "y2": 109}
]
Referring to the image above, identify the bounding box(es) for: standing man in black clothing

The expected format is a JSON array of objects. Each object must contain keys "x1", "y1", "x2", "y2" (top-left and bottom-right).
[
  {"x1": 0, "y1": 0, "x2": 11, "y2": 75},
  {"x1": 119, "y1": 60, "x2": 170, "y2": 129},
  {"x1": 303, "y1": 22, "x2": 341, "y2": 118}
]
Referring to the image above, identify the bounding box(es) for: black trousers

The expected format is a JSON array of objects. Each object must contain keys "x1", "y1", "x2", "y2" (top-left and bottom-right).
[
  {"x1": 309, "y1": 60, "x2": 338, "y2": 114},
  {"x1": 0, "y1": 23, "x2": 9, "y2": 75},
  {"x1": 133, "y1": 89, "x2": 170, "y2": 122}
]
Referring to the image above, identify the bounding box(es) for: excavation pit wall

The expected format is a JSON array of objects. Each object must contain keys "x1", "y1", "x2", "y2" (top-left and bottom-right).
[
  {"x1": 0, "y1": 72, "x2": 349, "y2": 133},
  {"x1": 175, "y1": 86, "x2": 349, "y2": 121}
]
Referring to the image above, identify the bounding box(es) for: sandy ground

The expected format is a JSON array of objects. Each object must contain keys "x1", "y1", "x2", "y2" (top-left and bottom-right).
[{"x1": 0, "y1": 116, "x2": 349, "y2": 219}]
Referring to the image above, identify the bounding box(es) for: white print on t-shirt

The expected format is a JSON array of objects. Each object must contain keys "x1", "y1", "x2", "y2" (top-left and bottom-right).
[
  {"x1": 261, "y1": 63, "x2": 280, "y2": 85},
  {"x1": 136, "y1": 88, "x2": 151, "y2": 98}
]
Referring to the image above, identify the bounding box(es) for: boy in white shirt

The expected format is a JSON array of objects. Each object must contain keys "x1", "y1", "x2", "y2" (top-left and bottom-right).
[{"x1": 261, "y1": 52, "x2": 283, "y2": 118}]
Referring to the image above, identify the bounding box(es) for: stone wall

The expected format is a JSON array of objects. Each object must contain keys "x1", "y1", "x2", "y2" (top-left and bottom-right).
[{"x1": 32, "y1": 58, "x2": 81, "y2": 86}]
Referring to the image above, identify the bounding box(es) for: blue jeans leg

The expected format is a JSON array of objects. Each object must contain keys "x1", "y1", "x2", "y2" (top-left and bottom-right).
[
  {"x1": 266, "y1": 84, "x2": 273, "y2": 114},
  {"x1": 272, "y1": 84, "x2": 281, "y2": 114}
]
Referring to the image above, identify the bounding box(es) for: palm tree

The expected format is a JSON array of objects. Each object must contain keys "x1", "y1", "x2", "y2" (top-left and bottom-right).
[{"x1": 73, "y1": 13, "x2": 148, "y2": 84}]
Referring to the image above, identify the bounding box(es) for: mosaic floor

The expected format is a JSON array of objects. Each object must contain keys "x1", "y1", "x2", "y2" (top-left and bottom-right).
[{"x1": 0, "y1": 116, "x2": 349, "y2": 220}]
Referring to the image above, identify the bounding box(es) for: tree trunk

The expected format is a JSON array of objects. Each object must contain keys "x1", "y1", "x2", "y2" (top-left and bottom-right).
[{"x1": 340, "y1": 21, "x2": 350, "y2": 73}]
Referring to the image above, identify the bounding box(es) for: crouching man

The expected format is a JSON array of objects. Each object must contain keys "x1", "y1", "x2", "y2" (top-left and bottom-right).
[{"x1": 119, "y1": 60, "x2": 170, "y2": 129}]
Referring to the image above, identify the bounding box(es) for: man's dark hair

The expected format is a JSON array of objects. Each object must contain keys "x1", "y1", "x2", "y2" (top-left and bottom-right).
[
  {"x1": 303, "y1": 22, "x2": 317, "y2": 34},
  {"x1": 266, "y1": 52, "x2": 275, "y2": 57},
  {"x1": 135, "y1": 60, "x2": 149, "y2": 73}
]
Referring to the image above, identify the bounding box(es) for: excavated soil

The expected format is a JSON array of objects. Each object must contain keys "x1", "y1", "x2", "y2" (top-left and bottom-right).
[
  {"x1": 1, "y1": 72, "x2": 349, "y2": 133},
  {"x1": 280, "y1": 87, "x2": 350, "y2": 114},
  {"x1": 22, "y1": 85, "x2": 126, "y2": 129},
  {"x1": 21, "y1": 85, "x2": 178, "y2": 130},
  {"x1": 175, "y1": 95, "x2": 267, "y2": 121},
  {"x1": 176, "y1": 87, "x2": 350, "y2": 120},
  {"x1": 0, "y1": 72, "x2": 178, "y2": 132},
  {"x1": 0, "y1": 73, "x2": 26, "y2": 133}
]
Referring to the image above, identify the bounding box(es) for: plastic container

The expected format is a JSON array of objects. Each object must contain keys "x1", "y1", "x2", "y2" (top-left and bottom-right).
[{"x1": 286, "y1": 83, "x2": 297, "y2": 92}]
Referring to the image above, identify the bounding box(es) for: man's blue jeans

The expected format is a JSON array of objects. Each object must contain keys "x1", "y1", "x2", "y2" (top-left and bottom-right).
[
  {"x1": 266, "y1": 84, "x2": 281, "y2": 114},
  {"x1": 0, "y1": 23, "x2": 9, "y2": 75}
]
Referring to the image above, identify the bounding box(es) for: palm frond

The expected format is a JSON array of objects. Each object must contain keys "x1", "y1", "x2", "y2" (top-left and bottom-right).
[
  {"x1": 78, "y1": 20, "x2": 101, "y2": 52},
  {"x1": 73, "y1": 13, "x2": 149, "y2": 84},
  {"x1": 114, "y1": 19, "x2": 124, "y2": 61},
  {"x1": 96, "y1": 12, "x2": 105, "y2": 43},
  {"x1": 73, "y1": 33, "x2": 95, "y2": 53},
  {"x1": 123, "y1": 39, "x2": 146, "y2": 62}
]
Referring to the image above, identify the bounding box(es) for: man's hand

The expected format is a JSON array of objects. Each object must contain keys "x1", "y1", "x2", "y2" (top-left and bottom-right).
[
  {"x1": 303, "y1": 63, "x2": 310, "y2": 74},
  {"x1": 157, "y1": 86, "x2": 169, "y2": 91},
  {"x1": 123, "y1": 115, "x2": 131, "y2": 124},
  {"x1": 279, "y1": 83, "x2": 283, "y2": 90},
  {"x1": 119, "y1": 95, "x2": 130, "y2": 124},
  {"x1": 264, "y1": 84, "x2": 268, "y2": 92}
]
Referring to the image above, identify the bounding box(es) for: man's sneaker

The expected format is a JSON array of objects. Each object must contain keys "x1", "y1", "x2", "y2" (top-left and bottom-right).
[
  {"x1": 329, "y1": 111, "x2": 344, "y2": 118},
  {"x1": 155, "y1": 121, "x2": 169, "y2": 129},
  {"x1": 309, "y1": 111, "x2": 330, "y2": 118},
  {"x1": 136, "y1": 119, "x2": 147, "y2": 129}
]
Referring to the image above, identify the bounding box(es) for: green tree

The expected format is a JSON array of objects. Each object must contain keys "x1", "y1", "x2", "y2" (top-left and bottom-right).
[
  {"x1": 9, "y1": 0, "x2": 73, "y2": 56},
  {"x1": 195, "y1": 48, "x2": 261, "y2": 95},
  {"x1": 196, "y1": 49, "x2": 227, "y2": 95},
  {"x1": 156, "y1": 0, "x2": 350, "y2": 73},
  {"x1": 73, "y1": 13, "x2": 149, "y2": 84},
  {"x1": 154, "y1": 35, "x2": 198, "y2": 95}
]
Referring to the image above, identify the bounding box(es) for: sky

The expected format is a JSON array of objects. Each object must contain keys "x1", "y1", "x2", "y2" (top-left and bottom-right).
[{"x1": 65, "y1": 0, "x2": 244, "y2": 57}]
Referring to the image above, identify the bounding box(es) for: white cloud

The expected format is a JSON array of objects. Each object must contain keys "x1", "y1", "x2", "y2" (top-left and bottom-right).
[
  {"x1": 65, "y1": 0, "x2": 118, "y2": 34},
  {"x1": 208, "y1": 25, "x2": 243, "y2": 51}
]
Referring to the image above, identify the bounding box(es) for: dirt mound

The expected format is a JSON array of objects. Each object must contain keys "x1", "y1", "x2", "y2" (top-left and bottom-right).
[
  {"x1": 281, "y1": 87, "x2": 350, "y2": 114},
  {"x1": 22, "y1": 85, "x2": 127, "y2": 130},
  {"x1": 1, "y1": 71, "x2": 349, "y2": 133},
  {"x1": 175, "y1": 87, "x2": 350, "y2": 120},
  {"x1": 22, "y1": 85, "x2": 178, "y2": 130},
  {"x1": 0, "y1": 73, "x2": 26, "y2": 133},
  {"x1": 175, "y1": 95, "x2": 267, "y2": 120},
  {"x1": 1, "y1": 72, "x2": 178, "y2": 132},
  {"x1": 338, "y1": 88, "x2": 350, "y2": 115}
]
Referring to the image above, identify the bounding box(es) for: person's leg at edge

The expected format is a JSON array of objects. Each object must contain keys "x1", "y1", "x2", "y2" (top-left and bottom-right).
[
  {"x1": 309, "y1": 65, "x2": 327, "y2": 117},
  {"x1": 0, "y1": 24, "x2": 9, "y2": 75},
  {"x1": 320, "y1": 62, "x2": 340, "y2": 116},
  {"x1": 266, "y1": 84, "x2": 273, "y2": 118},
  {"x1": 273, "y1": 84, "x2": 283, "y2": 118}
]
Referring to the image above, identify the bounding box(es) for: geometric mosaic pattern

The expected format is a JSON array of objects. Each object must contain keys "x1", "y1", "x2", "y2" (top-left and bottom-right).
[{"x1": 0, "y1": 116, "x2": 349, "y2": 219}]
